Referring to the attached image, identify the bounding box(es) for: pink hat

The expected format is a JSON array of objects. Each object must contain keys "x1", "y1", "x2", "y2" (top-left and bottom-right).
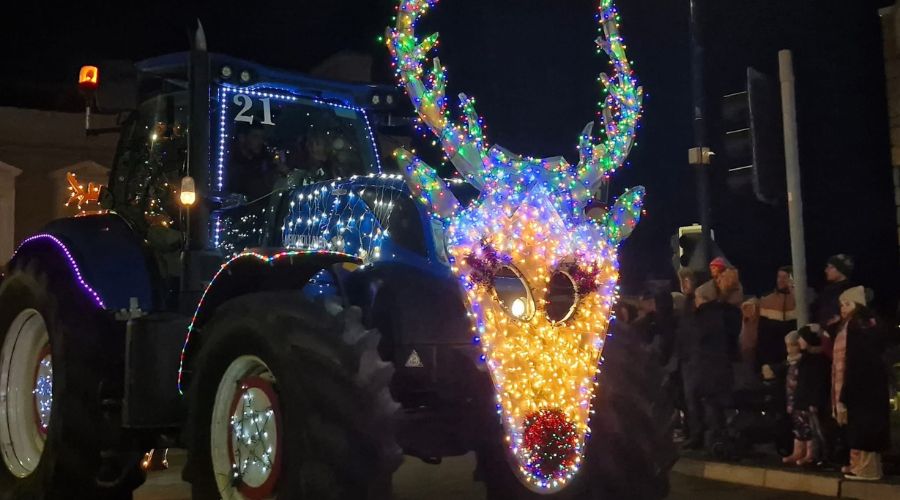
[{"x1": 709, "y1": 257, "x2": 729, "y2": 272}]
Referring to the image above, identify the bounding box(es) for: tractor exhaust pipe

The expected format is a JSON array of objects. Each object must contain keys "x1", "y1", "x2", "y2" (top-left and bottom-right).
[{"x1": 187, "y1": 20, "x2": 210, "y2": 251}]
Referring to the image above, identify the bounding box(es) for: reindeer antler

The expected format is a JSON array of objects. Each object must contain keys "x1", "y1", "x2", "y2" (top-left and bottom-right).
[
  {"x1": 575, "y1": 0, "x2": 643, "y2": 193},
  {"x1": 387, "y1": 0, "x2": 489, "y2": 188}
]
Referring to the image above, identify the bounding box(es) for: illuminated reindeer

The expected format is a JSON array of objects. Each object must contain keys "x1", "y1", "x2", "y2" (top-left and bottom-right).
[{"x1": 389, "y1": 0, "x2": 644, "y2": 491}]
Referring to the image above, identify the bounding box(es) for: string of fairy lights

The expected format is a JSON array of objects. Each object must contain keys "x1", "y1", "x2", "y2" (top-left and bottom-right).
[
  {"x1": 389, "y1": 0, "x2": 644, "y2": 491},
  {"x1": 280, "y1": 174, "x2": 408, "y2": 263}
]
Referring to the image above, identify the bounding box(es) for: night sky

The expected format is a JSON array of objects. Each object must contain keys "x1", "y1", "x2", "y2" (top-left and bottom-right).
[{"x1": 1, "y1": 0, "x2": 897, "y2": 311}]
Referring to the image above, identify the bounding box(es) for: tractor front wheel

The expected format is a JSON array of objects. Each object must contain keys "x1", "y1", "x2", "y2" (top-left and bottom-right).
[{"x1": 184, "y1": 292, "x2": 401, "y2": 500}]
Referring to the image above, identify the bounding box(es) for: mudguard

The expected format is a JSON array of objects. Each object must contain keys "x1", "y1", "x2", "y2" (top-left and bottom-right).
[
  {"x1": 8, "y1": 214, "x2": 159, "y2": 312},
  {"x1": 177, "y1": 249, "x2": 361, "y2": 392}
]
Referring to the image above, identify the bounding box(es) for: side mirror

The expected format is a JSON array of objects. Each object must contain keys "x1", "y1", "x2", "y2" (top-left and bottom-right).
[{"x1": 208, "y1": 192, "x2": 248, "y2": 210}]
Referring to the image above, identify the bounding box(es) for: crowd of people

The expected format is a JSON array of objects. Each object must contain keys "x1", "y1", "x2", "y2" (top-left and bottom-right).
[{"x1": 617, "y1": 254, "x2": 894, "y2": 481}]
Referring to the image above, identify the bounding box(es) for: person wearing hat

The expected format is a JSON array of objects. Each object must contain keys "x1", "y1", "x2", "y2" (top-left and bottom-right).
[
  {"x1": 829, "y1": 286, "x2": 864, "y2": 471},
  {"x1": 839, "y1": 305, "x2": 890, "y2": 480},
  {"x1": 702, "y1": 258, "x2": 744, "y2": 307},
  {"x1": 813, "y1": 254, "x2": 855, "y2": 337}
]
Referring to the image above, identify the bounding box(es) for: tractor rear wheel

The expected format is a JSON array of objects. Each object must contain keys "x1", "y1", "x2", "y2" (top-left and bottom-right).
[
  {"x1": 475, "y1": 323, "x2": 676, "y2": 500},
  {"x1": 0, "y1": 265, "x2": 143, "y2": 499},
  {"x1": 184, "y1": 292, "x2": 401, "y2": 500}
]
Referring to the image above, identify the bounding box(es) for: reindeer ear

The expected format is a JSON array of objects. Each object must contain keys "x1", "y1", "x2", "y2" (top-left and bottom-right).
[
  {"x1": 395, "y1": 148, "x2": 461, "y2": 219},
  {"x1": 601, "y1": 186, "x2": 645, "y2": 245}
]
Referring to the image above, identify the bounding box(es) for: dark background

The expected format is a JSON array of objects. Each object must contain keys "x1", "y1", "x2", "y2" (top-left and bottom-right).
[{"x1": 1, "y1": 0, "x2": 896, "y2": 311}]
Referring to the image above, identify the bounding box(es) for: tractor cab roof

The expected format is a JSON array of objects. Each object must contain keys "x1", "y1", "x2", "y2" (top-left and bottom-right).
[{"x1": 134, "y1": 52, "x2": 400, "y2": 111}]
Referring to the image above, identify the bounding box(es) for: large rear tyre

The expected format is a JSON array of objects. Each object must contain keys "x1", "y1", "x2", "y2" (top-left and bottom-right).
[
  {"x1": 0, "y1": 265, "x2": 141, "y2": 499},
  {"x1": 184, "y1": 292, "x2": 401, "y2": 500},
  {"x1": 475, "y1": 324, "x2": 676, "y2": 500}
]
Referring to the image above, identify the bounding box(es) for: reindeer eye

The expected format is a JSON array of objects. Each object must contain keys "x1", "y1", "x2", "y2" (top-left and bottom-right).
[
  {"x1": 546, "y1": 271, "x2": 578, "y2": 324},
  {"x1": 492, "y1": 265, "x2": 535, "y2": 321}
]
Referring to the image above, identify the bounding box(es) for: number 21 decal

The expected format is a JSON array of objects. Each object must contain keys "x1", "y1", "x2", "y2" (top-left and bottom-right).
[{"x1": 233, "y1": 94, "x2": 275, "y2": 126}]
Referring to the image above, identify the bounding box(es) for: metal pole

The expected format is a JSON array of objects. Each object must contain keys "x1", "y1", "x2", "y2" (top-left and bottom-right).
[
  {"x1": 778, "y1": 50, "x2": 809, "y2": 326},
  {"x1": 690, "y1": 0, "x2": 712, "y2": 268}
]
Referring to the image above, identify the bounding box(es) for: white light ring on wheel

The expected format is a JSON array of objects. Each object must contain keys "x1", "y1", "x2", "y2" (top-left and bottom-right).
[
  {"x1": 31, "y1": 345, "x2": 52, "y2": 436},
  {"x1": 211, "y1": 356, "x2": 281, "y2": 500},
  {"x1": 0, "y1": 309, "x2": 51, "y2": 478}
]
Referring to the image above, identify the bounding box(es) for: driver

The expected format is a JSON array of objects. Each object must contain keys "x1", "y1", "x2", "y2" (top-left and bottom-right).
[{"x1": 227, "y1": 122, "x2": 280, "y2": 200}]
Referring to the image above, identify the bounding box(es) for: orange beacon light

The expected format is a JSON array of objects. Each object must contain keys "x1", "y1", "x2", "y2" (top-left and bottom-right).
[{"x1": 78, "y1": 65, "x2": 99, "y2": 91}]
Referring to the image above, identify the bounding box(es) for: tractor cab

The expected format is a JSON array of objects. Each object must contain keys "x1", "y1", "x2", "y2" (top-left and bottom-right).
[{"x1": 86, "y1": 48, "x2": 414, "y2": 304}]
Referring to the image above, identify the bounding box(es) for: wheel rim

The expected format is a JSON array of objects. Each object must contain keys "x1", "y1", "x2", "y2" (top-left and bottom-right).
[
  {"x1": 0, "y1": 309, "x2": 52, "y2": 478},
  {"x1": 211, "y1": 356, "x2": 281, "y2": 499}
]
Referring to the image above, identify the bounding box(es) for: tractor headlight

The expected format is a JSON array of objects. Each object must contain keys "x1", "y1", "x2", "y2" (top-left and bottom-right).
[{"x1": 492, "y1": 265, "x2": 535, "y2": 321}]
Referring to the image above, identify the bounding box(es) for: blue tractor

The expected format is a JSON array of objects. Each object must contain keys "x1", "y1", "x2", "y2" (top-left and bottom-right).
[{"x1": 0, "y1": 22, "x2": 673, "y2": 500}]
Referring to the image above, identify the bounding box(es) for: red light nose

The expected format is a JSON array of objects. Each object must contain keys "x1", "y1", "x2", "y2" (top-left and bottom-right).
[{"x1": 522, "y1": 409, "x2": 578, "y2": 478}]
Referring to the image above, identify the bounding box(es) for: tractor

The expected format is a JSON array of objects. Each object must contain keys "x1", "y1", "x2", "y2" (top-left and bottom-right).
[{"x1": 0, "y1": 1, "x2": 674, "y2": 498}]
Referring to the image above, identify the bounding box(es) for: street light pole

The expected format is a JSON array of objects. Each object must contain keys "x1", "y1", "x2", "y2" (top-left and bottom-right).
[{"x1": 689, "y1": 0, "x2": 713, "y2": 271}]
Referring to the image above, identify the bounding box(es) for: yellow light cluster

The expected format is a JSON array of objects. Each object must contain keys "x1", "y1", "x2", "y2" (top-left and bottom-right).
[{"x1": 447, "y1": 187, "x2": 619, "y2": 488}]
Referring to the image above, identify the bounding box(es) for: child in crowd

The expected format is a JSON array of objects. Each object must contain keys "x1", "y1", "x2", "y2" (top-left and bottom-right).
[{"x1": 779, "y1": 326, "x2": 830, "y2": 466}]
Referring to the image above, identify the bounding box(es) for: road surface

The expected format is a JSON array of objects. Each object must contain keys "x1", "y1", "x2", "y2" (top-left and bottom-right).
[{"x1": 135, "y1": 451, "x2": 830, "y2": 499}]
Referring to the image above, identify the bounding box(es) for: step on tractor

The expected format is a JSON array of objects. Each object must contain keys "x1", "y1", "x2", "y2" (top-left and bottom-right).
[{"x1": 0, "y1": 0, "x2": 674, "y2": 498}]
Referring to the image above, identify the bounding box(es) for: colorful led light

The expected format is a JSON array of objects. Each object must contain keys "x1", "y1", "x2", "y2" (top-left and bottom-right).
[
  {"x1": 176, "y1": 249, "x2": 354, "y2": 394},
  {"x1": 13, "y1": 234, "x2": 107, "y2": 309},
  {"x1": 389, "y1": 0, "x2": 644, "y2": 490},
  {"x1": 280, "y1": 174, "x2": 408, "y2": 263}
]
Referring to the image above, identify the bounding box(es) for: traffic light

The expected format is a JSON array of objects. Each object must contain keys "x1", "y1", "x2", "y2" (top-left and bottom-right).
[
  {"x1": 721, "y1": 67, "x2": 785, "y2": 205},
  {"x1": 672, "y1": 224, "x2": 724, "y2": 274}
]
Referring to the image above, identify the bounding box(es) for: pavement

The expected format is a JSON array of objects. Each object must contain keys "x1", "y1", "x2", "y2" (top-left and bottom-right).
[
  {"x1": 673, "y1": 455, "x2": 900, "y2": 500},
  {"x1": 134, "y1": 450, "x2": 838, "y2": 499}
]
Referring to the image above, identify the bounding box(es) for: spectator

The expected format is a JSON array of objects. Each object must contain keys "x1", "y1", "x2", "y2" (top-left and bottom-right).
[
  {"x1": 757, "y1": 267, "x2": 799, "y2": 370},
  {"x1": 840, "y1": 305, "x2": 890, "y2": 480},
  {"x1": 613, "y1": 302, "x2": 637, "y2": 325},
  {"x1": 739, "y1": 298, "x2": 760, "y2": 364},
  {"x1": 651, "y1": 290, "x2": 677, "y2": 365},
  {"x1": 675, "y1": 267, "x2": 699, "y2": 318},
  {"x1": 632, "y1": 291, "x2": 658, "y2": 345},
  {"x1": 706, "y1": 258, "x2": 744, "y2": 307},
  {"x1": 780, "y1": 326, "x2": 830, "y2": 465},
  {"x1": 813, "y1": 254, "x2": 855, "y2": 337},
  {"x1": 760, "y1": 266, "x2": 797, "y2": 322},
  {"x1": 679, "y1": 282, "x2": 741, "y2": 451},
  {"x1": 780, "y1": 331, "x2": 806, "y2": 464},
  {"x1": 831, "y1": 286, "x2": 865, "y2": 469}
]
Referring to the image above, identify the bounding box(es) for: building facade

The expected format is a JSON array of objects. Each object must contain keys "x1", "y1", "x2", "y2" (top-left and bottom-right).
[
  {"x1": 0, "y1": 107, "x2": 117, "y2": 264},
  {"x1": 880, "y1": 3, "x2": 900, "y2": 252}
]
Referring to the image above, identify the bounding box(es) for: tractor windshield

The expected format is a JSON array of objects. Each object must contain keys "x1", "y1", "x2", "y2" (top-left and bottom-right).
[{"x1": 215, "y1": 86, "x2": 380, "y2": 200}]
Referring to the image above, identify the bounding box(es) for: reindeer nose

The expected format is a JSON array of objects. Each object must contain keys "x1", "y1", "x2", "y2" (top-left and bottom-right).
[{"x1": 522, "y1": 409, "x2": 578, "y2": 479}]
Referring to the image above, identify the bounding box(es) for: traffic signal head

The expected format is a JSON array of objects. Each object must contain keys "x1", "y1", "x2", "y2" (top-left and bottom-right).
[{"x1": 721, "y1": 67, "x2": 786, "y2": 205}]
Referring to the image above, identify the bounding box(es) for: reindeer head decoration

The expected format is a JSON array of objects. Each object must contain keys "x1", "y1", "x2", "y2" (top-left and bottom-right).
[{"x1": 388, "y1": 0, "x2": 644, "y2": 491}]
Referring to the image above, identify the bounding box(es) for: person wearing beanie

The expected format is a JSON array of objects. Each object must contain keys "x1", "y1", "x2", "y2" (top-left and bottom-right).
[
  {"x1": 709, "y1": 257, "x2": 729, "y2": 280},
  {"x1": 697, "y1": 260, "x2": 744, "y2": 309},
  {"x1": 827, "y1": 254, "x2": 854, "y2": 281},
  {"x1": 838, "y1": 306, "x2": 889, "y2": 480},
  {"x1": 813, "y1": 254, "x2": 855, "y2": 336},
  {"x1": 830, "y1": 287, "x2": 865, "y2": 471},
  {"x1": 839, "y1": 286, "x2": 866, "y2": 309}
]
